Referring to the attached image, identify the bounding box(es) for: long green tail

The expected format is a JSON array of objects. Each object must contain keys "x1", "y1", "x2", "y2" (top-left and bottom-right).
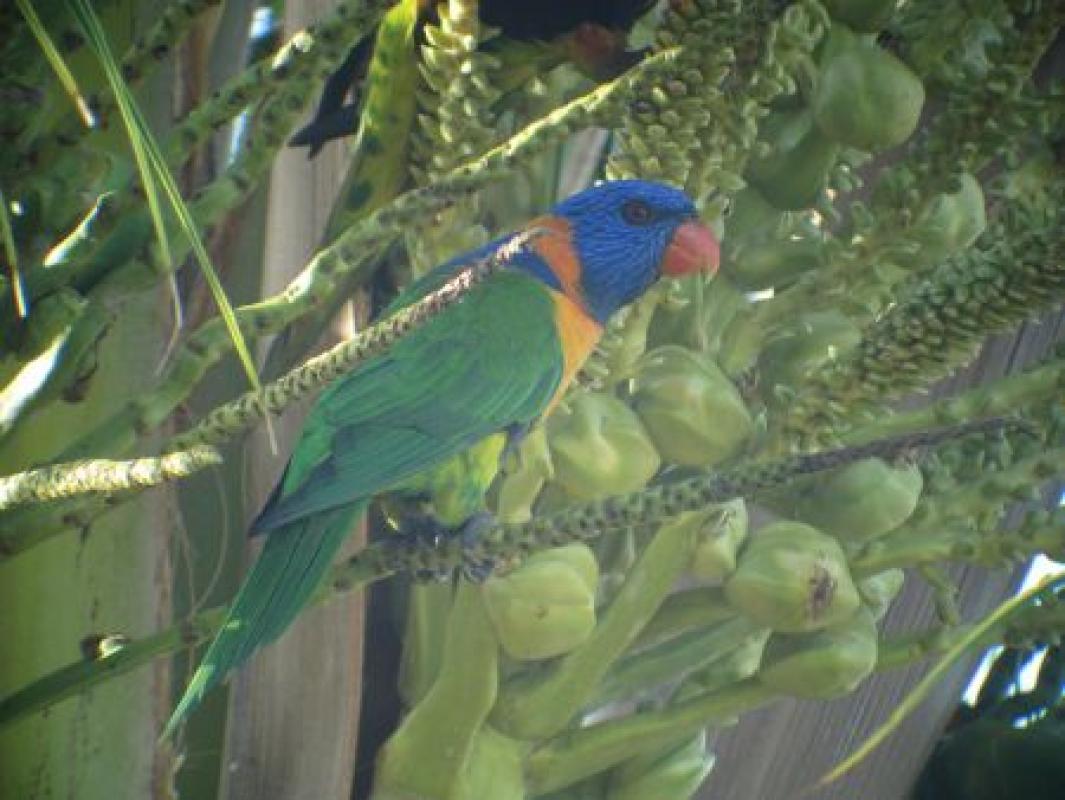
[{"x1": 164, "y1": 502, "x2": 364, "y2": 736}]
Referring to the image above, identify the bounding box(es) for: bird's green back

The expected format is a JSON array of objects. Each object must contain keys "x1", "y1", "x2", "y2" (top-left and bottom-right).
[{"x1": 256, "y1": 269, "x2": 564, "y2": 533}]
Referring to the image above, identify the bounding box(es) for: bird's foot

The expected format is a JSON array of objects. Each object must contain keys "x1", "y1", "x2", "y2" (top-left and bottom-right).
[
  {"x1": 500, "y1": 422, "x2": 532, "y2": 468},
  {"x1": 388, "y1": 512, "x2": 500, "y2": 583},
  {"x1": 456, "y1": 512, "x2": 499, "y2": 583}
]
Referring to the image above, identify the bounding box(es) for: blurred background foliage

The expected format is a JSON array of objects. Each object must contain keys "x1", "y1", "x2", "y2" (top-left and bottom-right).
[{"x1": 1, "y1": 1, "x2": 1064, "y2": 799}]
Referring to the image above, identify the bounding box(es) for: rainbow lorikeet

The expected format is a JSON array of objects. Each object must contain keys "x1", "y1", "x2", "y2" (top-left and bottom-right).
[{"x1": 165, "y1": 180, "x2": 719, "y2": 732}]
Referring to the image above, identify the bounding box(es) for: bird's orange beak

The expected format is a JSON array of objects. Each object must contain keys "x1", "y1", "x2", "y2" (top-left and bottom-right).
[{"x1": 662, "y1": 220, "x2": 720, "y2": 277}]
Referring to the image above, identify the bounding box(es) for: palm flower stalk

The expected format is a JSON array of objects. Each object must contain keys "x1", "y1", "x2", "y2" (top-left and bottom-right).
[{"x1": 4, "y1": 2, "x2": 1065, "y2": 799}]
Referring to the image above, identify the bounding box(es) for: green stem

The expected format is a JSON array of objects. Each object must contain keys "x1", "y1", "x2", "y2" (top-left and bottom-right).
[
  {"x1": 594, "y1": 615, "x2": 765, "y2": 707},
  {"x1": 525, "y1": 678, "x2": 776, "y2": 796},
  {"x1": 0, "y1": 551, "x2": 384, "y2": 728},
  {"x1": 119, "y1": 0, "x2": 222, "y2": 86},
  {"x1": 627, "y1": 586, "x2": 737, "y2": 652},
  {"x1": 374, "y1": 581, "x2": 499, "y2": 800},
  {"x1": 0, "y1": 607, "x2": 224, "y2": 729},
  {"x1": 851, "y1": 506, "x2": 1065, "y2": 578},
  {"x1": 843, "y1": 358, "x2": 1065, "y2": 445},
  {"x1": 0, "y1": 423, "x2": 1009, "y2": 722},
  {"x1": 874, "y1": 626, "x2": 974, "y2": 672},
  {"x1": 492, "y1": 513, "x2": 703, "y2": 741},
  {"x1": 398, "y1": 582, "x2": 454, "y2": 707}
]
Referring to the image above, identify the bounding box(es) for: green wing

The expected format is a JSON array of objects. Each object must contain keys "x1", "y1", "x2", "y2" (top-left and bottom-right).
[
  {"x1": 166, "y1": 270, "x2": 563, "y2": 732},
  {"x1": 254, "y1": 268, "x2": 563, "y2": 532}
]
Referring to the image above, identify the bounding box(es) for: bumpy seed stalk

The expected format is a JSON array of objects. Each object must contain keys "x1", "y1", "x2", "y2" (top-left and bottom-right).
[
  {"x1": 53, "y1": 48, "x2": 686, "y2": 464},
  {"x1": 24, "y1": 0, "x2": 224, "y2": 172},
  {"x1": 412, "y1": 0, "x2": 497, "y2": 181},
  {"x1": 263, "y1": 0, "x2": 422, "y2": 379},
  {"x1": 120, "y1": 0, "x2": 221, "y2": 86},
  {"x1": 407, "y1": 0, "x2": 504, "y2": 274},
  {"x1": 608, "y1": 0, "x2": 740, "y2": 185},
  {"x1": 913, "y1": 2, "x2": 1065, "y2": 192},
  {"x1": 0, "y1": 422, "x2": 1003, "y2": 724},
  {"x1": 27, "y1": 0, "x2": 391, "y2": 304},
  {"x1": 0, "y1": 446, "x2": 219, "y2": 511},
  {"x1": 163, "y1": 1, "x2": 386, "y2": 171},
  {"x1": 0, "y1": 50, "x2": 679, "y2": 551},
  {"x1": 779, "y1": 221, "x2": 1065, "y2": 448},
  {"x1": 909, "y1": 446, "x2": 1065, "y2": 533},
  {"x1": 843, "y1": 356, "x2": 1065, "y2": 444},
  {"x1": 168, "y1": 229, "x2": 542, "y2": 451},
  {"x1": 0, "y1": 230, "x2": 544, "y2": 555}
]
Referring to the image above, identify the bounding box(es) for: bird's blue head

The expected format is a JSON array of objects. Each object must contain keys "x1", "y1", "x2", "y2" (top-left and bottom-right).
[{"x1": 528, "y1": 180, "x2": 720, "y2": 324}]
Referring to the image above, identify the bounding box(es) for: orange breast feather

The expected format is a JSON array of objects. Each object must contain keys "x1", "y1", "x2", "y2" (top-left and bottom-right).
[
  {"x1": 526, "y1": 214, "x2": 604, "y2": 412},
  {"x1": 545, "y1": 292, "x2": 602, "y2": 414}
]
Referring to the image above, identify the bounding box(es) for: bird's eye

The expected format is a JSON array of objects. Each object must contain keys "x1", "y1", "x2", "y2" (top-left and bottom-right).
[{"x1": 621, "y1": 199, "x2": 654, "y2": 225}]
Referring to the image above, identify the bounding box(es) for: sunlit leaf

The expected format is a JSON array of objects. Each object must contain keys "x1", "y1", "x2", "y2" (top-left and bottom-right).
[
  {"x1": 0, "y1": 189, "x2": 27, "y2": 319},
  {"x1": 66, "y1": 0, "x2": 266, "y2": 405},
  {"x1": 820, "y1": 572, "x2": 1065, "y2": 786}
]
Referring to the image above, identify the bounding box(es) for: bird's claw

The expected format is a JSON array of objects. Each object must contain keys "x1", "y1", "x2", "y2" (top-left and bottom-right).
[{"x1": 387, "y1": 511, "x2": 500, "y2": 583}]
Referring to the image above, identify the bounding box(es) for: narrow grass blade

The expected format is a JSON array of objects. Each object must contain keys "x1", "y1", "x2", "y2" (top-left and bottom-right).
[
  {"x1": 0, "y1": 189, "x2": 28, "y2": 319},
  {"x1": 16, "y1": 0, "x2": 96, "y2": 127},
  {"x1": 66, "y1": 1, "x2": 267, "y2": 414},
  {"x1": 818, "y1": 572, "x2": 1065, "y2": 786}
]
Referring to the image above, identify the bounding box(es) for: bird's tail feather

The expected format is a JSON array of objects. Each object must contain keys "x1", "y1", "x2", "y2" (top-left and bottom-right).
[{"x1": 163, "y1": 503, "x2": 364, "y2": 736}]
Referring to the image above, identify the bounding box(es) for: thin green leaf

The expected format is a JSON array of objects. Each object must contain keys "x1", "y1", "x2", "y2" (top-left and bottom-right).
[
  {"x1": 66, "y1": 0, "x2": 266, "y2": 407},
  {"x1": 819, "y1": 572, "x2": 1065, "y2": 786},
  {"x1": 16, "y1": 0, "x2": 96, "y2": 127},
  {"x1": 0, "y1": 189, "x2": 28, "y2": 319},
  {"x1": 67, "y1": 0, "x2": 172, "y2": 325}
]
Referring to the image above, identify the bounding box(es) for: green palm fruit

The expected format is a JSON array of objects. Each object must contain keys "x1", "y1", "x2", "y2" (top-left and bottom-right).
[
  {"x1": 902, "y1": 173, "x2": 987, "y2": 269},
  {"x1": 822, "y1": 0, "x2": 897, "y2": 33},
  {"x1": 726, "y1": 236, "x2": 826, "y2": 292},
  {"x1": 496, "y1": 425, "x2": 553, "y2": 522},
  {"x1": 758, "y1": 310, "x2": 861, "y2": 389},
  {"x1": 724, "y1": 521, "x2": 861, "y2": 632},
  {"x1": 813, "y1": 41, "x2": 925, "y2": 152},
  {"x1": 483, "y1": 545, "x2": 598, "y2": 661},
  {"x1": 757, "y1": 607, "x2": 879, "y2": 698},
  {"x1": 606, "y1": 731, "x2": 714, "y2": 800},
  {"x1": 459, "y1": 725, "x2": 526, "y2": 800},
  {"x1": 785, "y1": 458, "x2": 924, "y2": 541},
  {"x1": 690, "y1": 499, "x2": 750, "y2": 583},
  {"x1": 547, "y1": 391, "x2": 660, "y2": 500},
  {"x1": 631, "y1": 346, "x2": 753, "y2": 467},
  {"x1": 858, "y1": 568, "x2": 905, "y2": 621},
  {"x1": 746, "y1": 108, "x2": 841, "y2": 210}
]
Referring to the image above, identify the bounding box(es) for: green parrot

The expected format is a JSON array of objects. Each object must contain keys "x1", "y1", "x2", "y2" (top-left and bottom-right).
[{"x1": 165, "y1": 179, "x2": 720, "y2": 734}]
